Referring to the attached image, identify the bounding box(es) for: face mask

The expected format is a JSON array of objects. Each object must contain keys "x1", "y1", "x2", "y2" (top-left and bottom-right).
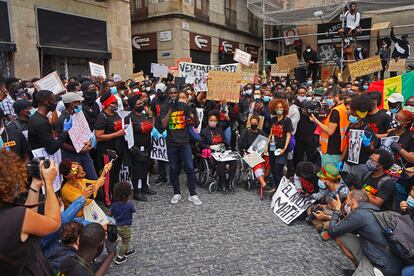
[
  {"x1": 297, "y1": 96, "x2": 306, "y2": 103},
  {"x1": 145, "y1": 86, "x2": 151, "y2": 92},
  {"x1": 209, "y1": 121, "x2": 217, "y2": 128},
  {"x1": 26, "y1": 87, "x2": 35, "y2": 96},
  {"x1": 307, "y1": 80, "x2": 312, "y2": 85},
  {"x1": 74, "y1": 105, "x2": 82, "y2": 113},
  {"x1": 253, "y1": 95, "x2": 261, "y2": 100},
  {"x1": 407, "y1": 196, "x2": 414, "y2": 207},
  {"x1": 325, "y1": 99, "x2": 334, "y2": 107},
  {"x1": 179, "y1": 99, "x2": 187, "y2": 104},
  {"x1": 255, "y1": 85, "x2": 261, "y2": 90},
  {"x1": 344, "y1": 203, "x2": 352, "y2": 215},
  {"x1": 275, "y1": 109, "x2": 283, "y2": 116},
  {"x1": 110, "y1": 86, "x2": 118, "y2": 95},
  {"x1": 84, "y1": 91, "x2": 97, "y2": 103},
  {"x1": 250, "y1": 124, "x2": 258, "y2": 130},
  {"x1": 366, "y1": 159, "x2": 379, "y2": 171},
  {"x1": 314, "y1": 96, "x2": 321, "y2": 102},
  {"x1": 390, "y1": 107, "x2": 399, "y2": 114},
  {"x1": 263, "y1": 96, "x2": 272, "y2": 103},
  {"x1": 363, "y1": 85, "x2": 368, "y2": 90},
  {"x1": 135, "y1": 106, "x2": 144, "y2": 113},
  {"x1": 109, "y1": 104, "x2": 118, "y2": 113},
  {"x1": 318, "y1": 179, "x2": 326, "y2": 189},
  {"x1": 306, "y1": 49, "x2": 311, "y2": 52},
  {"x1": 356, "y1": 47, "x2": 362, "y2": 51},
  {"x1": 349, "y1": 115, "x2": 358, "y2": 124},
  {"x1": 244, "y1": 89, "x2": 253, "y2": 96}
]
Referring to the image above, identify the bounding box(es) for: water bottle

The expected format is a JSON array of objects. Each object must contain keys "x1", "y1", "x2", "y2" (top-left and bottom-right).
[{"x1": 269, "y1": 135, "x2": 276, "y2": 152}]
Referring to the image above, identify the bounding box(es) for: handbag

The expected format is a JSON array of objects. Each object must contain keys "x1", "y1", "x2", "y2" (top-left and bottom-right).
[
  {"x1": 83, "y1": 200, "x2": 109, "y2": 225},
  {"x1": 187, "y1": 124, "x2": 201, "y2": 142}
]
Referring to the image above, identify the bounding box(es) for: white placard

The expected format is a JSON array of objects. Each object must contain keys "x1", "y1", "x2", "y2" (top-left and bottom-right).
[
  {"x1": 271, "y1": 177, "x2": 315, "y2": 224},
  {"x1": 347, "y1": 129, "x2": 363, "y2": 164},
  {"x1": 89, "y1": 62, "x2": 107, "y2": 79},
  {"x1": 68, "y1": 112, "x2": 92, "y2": 153},
  {"x1": 211, "y1": 150, "x2": 239, "y2": 162},
  {"x1": 124, "y1": 121, "x2": 134, "y2": 149},
  {"x1": 248, "y1": 135, "x2": 268, "y2": 156},
  {"x1": 196, "y1": 108, "x2": 204, "y2": 132},
  {"x1": 33, "y1": 71, "x2": 65, "y2": 95},
  {"x1": 243, "y1": 151, "x2": 265, "y2": 168},
  {"x1": 381, "y1": 136, "x2": 400, "y2": 153},
  {"x1": 233, "y1": 48, "x2": 252, "y2": 66},
  {"x1": 31, "y1": 148, "x2": 63, "y2": 192},
  {"x1": 151, "y1": 63, "x2": 169, "y2": 78},
  {"x1": 151, "y1": 136, "x2": 168, "y2": 162}
]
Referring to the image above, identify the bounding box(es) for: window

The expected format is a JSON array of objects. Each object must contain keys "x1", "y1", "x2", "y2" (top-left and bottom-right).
[
  {"x1": 225, "y1": 0, "x2": 236, "y2": 28},
  {"x1": 135, "y1": 0, "x2": 148, "y2": 9},
  {"x1": 248, "y1": 11, "x2": 258, "y2": 34},
  {"x1": 132, "y1": 0, "x2": 148, "y2": 18},
  {"x1": 194, "y1": 0, "x2": 209, "y2": 20}
]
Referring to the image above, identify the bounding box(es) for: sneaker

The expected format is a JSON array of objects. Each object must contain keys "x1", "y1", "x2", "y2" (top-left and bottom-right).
[
  {"x1": 124, "y1": 249, "x2": 136, "y2": 257},
  {"x1": 320, "y1": 230, "x2": 331, "y2": 241},
  {"x1": 188, "y1": 195, "x2": 202, "y2": 206},
  {"x1": 114, "y1": 255, "x2": 127, "y2": 265},
  {"x1": 171, "y1": 194, "x2": 182, "y2": 204}
]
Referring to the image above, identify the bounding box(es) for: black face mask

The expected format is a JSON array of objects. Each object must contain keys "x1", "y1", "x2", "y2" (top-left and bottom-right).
[
  {"x1": 135, "y1": 105, "x2": 144, "y2": 113},
  {"x1": 83, "y1": 91, "x2": 97, "y2": 103},
  {"x1": 250, "y1": 124, "x2": 258, "y2": 130},
  {"x1": 158, "y1": 93, "x2": 167, "y2": 100}
]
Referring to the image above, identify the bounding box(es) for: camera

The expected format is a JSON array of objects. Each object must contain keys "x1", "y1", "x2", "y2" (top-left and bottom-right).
[{"x1": 27, "y1": 157, "x2": 50, "y2": 179}]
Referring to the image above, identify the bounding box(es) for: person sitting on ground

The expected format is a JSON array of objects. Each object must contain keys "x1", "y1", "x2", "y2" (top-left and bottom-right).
[
  {"x1": 328, "y1": 190, "x2": 402, "y2": 276},
  {"x1": 294, "y1": 161, "x2": 320, "y2": 196}
]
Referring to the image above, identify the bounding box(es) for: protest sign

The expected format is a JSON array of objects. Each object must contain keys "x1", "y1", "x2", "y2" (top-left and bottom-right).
[
  {"x1": 248, "y1": 134, "x2": 268, "y2": 155},
  {"x1": 133, "y1": 71, "x2": 145, "y2": 82},
  {"x1": 196, "y1": 108, "x2": 204, "y2": 132},
  {"x1": 68, "y1": 112, "x2": 92, "y2": 153},
  {"x1": 243, "y1": 151, "x2": 265, "y2": 168},
  {"x1": 347, "y1": 129, "x2": 363, "y2": 164},
  {"x1": 381, "y1": 136, "x2": 400, "y2": 153},
  {"x1": 371, "y1": 22, "x2": 390, "y2": 31},
  {"x1": 83, "y1": 200, "x2": 109, "y2": 225},
  {"x1": 124, "y1": 121, "x2": 134, "y2": 149},
  {"x1": 32, "y1": 148, "x2": 63, "y2": 192},
  {"x1": 234, "y1": 49, "x2": 251, "y2": 66},
  {"x1": 388, "y1": 59, "x2": 406, "y2": 73},
  {"x1": 33, "y1": 71, "x2": 65, "y2": 95},
  {"x1": 246, "y1": 114, "x2": 264, "y2": 130},
  {"x1": 211, "y1": 150, "x2": 239, "y2": 162},
  {"x1": 119, "y1": 163, "x2": 131, "y2": 183},
  {"x1": 151, "y1": 136, "x2": 168, "y2": 162},
  {"x1": 207, "y1": 71, "x2": 242, "y2": 103},
  {"x1": 151, "y1": 63, "x2": 169, "y2": 78},
  {"x1": 178, "y1": 62, "x2": 238, "y2": 93},
  {"x1": 89, "y1": 62, "x2": 106, "y2": 78},
  {"x1": 239, "y1": 63, "x2": 258, "y2": 84},
  {"x1": 270, "y1": 64, "x2": 289, "y2": 77},
  {"x1": 276, "y1": 54, "x2": 299, "y2": 71},
  {"x1": 271, "y1": 177, "x2": 315, "y2": 224},
  {"x1": 348, "y1": 56, "x2": 382, "y2": 78},
  {"x1": 176, "y1": 57, "x2": 192, "y2": 67}
]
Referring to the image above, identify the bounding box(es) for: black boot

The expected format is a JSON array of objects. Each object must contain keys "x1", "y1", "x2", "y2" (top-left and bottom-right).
[
  {"x1": 226, "y1": 179, "x2": 234, "y2": 193},
  {"x1": 218, "y1": 178, "x2": 228, "y2": 193},
  {"x1": 133, "y1": 189, "x2": 147, "y2": 201},
  {"x1": 142, "y1": 183, "x2": 157, "y2": 195}
]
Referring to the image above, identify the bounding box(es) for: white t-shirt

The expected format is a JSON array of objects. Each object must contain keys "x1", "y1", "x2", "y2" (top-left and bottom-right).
[{"x1": 345, "y1": 11, "x2": 360, "y2": 30}]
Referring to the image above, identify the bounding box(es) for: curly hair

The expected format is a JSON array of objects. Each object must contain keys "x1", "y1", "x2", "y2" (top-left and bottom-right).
[
  {"x1": 268, "y1": 98, "x2": 289, "y2": 115},
  {"x1": 60, "y1": 221, "x2": 83, "y2": 246},
  {"x1": 0, "y1": 150, "x2": 28, "y2": 202},
  {"x1": 113, "y1": 182, "x2": 132, "y2": 202},
  {"x1": 350, "y1": 95, "x2": 372, "y2": 113}
]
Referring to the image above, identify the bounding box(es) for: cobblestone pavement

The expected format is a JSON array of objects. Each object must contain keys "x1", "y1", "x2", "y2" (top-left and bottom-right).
[{"x1": 108, "y1": 178, "x2": 352, "y2": 276}]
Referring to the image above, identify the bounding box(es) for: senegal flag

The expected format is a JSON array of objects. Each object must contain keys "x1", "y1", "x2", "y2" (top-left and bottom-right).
[{"x1": 368, "y1": 71, "x2": 414, "y2": 109}]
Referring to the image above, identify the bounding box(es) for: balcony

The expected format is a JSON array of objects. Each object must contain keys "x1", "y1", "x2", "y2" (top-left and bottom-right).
[
  {"x1": 249, "y1": 17, "x2": 258, "y2": 34},
  {"x1": 131, "y1": 0, "x2": 148, "y2": 20},
  {"x1": 194, "y1": 0, "x2": 209, "y2": 21},
  {"x1": 225, "y1": 8, "x2": 237, "y2": 29}
]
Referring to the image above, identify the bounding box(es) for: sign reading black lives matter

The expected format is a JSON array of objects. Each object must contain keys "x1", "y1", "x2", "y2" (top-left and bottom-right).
[{"x1": 271, "y1": 177, "x2": 315, "y2": 224}]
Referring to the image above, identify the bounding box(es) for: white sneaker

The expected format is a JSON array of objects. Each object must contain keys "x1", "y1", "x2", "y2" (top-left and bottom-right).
[
  {"x1": 171, "y1": 194, "x2": 182, "y2": 204},
  {"x1": 188, "y1": 195, "x2": 202, "y2": 206}
]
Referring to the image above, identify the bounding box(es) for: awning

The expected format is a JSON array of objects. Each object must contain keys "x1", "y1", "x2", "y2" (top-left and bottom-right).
[
  {"x1": 0, "y1": 1, "x2": 16, "y2": 52},
  {"x1": 39, "y1": 46, "x2": 111, "y2": 59}
]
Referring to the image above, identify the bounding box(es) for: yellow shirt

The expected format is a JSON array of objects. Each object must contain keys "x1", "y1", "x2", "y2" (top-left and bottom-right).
[{"x1": 60, "y1": 178, "x2": 98, "y2": 217}]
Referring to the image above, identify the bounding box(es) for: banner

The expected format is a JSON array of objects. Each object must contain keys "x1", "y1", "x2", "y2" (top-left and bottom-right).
[
  {"x1": 233, "y1": 48, "x2": 251, "y2": 66},
  {"x1": 388, "y1": 59, "x2": 406, "y2": 73},
  {"x1": 68, "y1": 112, "x2": 92, "y2": 153},
  {"x1": 178, "y1": 62, "x2": 238, "y2": 93},
  {"x1": 271, "y1": 177, "x2": 315, "y2": 224},
  {"x1": 348, "y1": 56, "x2": 382, "y2": 78},
  {"x1": 31, "y1": 148, "x2": 63, "y2": 192},
  {"x1": 151, "y1": 136, "x2": 168, "y2": 162},
  {"x1": 347, "y1": 129, "x2": 363, "y2": 164},
  {"x1": 89, "y1": 62, "x2": 106, "y2": 78},
  {"x1": 207, "y1": 71, "x2": 242, "y2": 103},
  {"x1": 276, "y1": 54, "x2": 299, "y2": 71},
  {"x1": 33, "y1": 71, "x2": 65, "y2": 95}
]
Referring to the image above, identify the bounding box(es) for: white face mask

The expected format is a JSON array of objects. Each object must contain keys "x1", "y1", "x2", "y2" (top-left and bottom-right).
[
  {"x1": 26, "y1": 87, "x2": 35, "y2": 95},
  {"x1": 306, "y1": 96, "x2": 313, "y2": 101},
  {"x1": 306, "y1": 49, "x2": 311, "y2": 52},
  {"x1": 145, "y1": 86, "x2": 151, "y2": 92},
  {"x1": 356, "y1": 47, "x2": 362, "y2": 51}
]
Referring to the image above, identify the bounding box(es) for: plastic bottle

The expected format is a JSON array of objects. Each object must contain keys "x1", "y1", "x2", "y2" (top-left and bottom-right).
[{"x1": 269, "y1": 135, "x2": 276, "y2": 152}]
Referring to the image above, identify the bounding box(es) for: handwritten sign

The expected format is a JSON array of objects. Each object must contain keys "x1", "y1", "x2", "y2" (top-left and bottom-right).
[
  {"x1": 207, "y1": 71, "x2": 242, "y2": 103},
  {"x1": 388, "y1": 59, "x2": 406, "y2": 73},
  {"x1": 348, "y1": 56, "x2": 382, "y2": 78},
  {"x1": 270, "y1": 64, "x2": 289, "y2": 77},
  {"x1": 276, "y1": 54, "x2": 299, "y2": 71},
  {"x1": 151, "y1": 136, "x2": 168, "y2": 162},
  {"x1": 243, "y1": 151, "x2": 265, "y2": 168},
  {"x1": 133, "y1": 71, "x2": 145, "y2": 82},
  {"x1": 34, "y1": 71, "x2": 65, "y2": 95},
  {"x1": 234, "y1": 48, "x2": 252, "y2": 66},
  {"x1": 271, "y1": 177, "x2": 315, "y2": 224},
  {"x1": 89, "y1": 62, "x2": 106, "y2": 78},
  {"x1": 239, "y1": 63, "x2": 258, "y2": 84},
  {"x1": 371, "y1": 22, "x2": 390, "y2": 31},
  {"x1": 31, "y1": 148, "x2": 63, "y2": 192},
  {"x1": 68, "y1": 112, "x2": 92, "y2": 153}
]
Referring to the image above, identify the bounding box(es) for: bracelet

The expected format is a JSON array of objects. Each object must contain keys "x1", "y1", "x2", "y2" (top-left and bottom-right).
[{"x1": 29, "y1": 186, "x2": 39, "y2": 193}]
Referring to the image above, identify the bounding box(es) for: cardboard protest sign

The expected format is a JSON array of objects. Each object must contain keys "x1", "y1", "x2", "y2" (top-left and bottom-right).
[
  {"x1": 89, "y1": 62, "x2": 106, "y2": 78},
  {"x1": 246, "y1": 114, "x2": 264, "y2": 130},
  {"x1": 32, "y1": 148, "x2": 63, "y2": 192},
  {"x1": 239, "y1": 63, "x2": 258, "y2": 84},
  {"x1": 151, "y1": 136, "x2": 168, "y2": 162},
  {"x1": 247, "y1": 134, "x2": 268, "y2": 155},
  {"x1": 381, "y1": 136, "x2": 400, "y2": 153},
  {"x1": 34, "y1": 71, "x2": 65, "y2": 95},
  {"x1": 234, "y1": 48, "x2": 252, "y2": 66},
  {"x1": 133, "y1": 71, "x2": 145, "y2": 82},
  {"x1": 276, "y1": 54, "x2": 299, "y2": 71},
  {"x1": 243, "y1": 151, "x2": 265, "y2": 168},
  {"x1": 207, "y1": 71, "x2": 242, "y2": 103},
  {"x1": 271, "y1": 177, "x2": 315, "y2": 224},
  {"x1": 68, "y1": 112, "x2": 92, "y2": 153},
  {"x1": 151, "y1": 63, "x2": 169, "y2": 78},
  {"x1": 388, "y1": 59, "x2": 406, "y2": 73},
  {"x1": 347, "y1": 129, "x2": 363, "y2": 164},
  {"x1": 371, "y1": 22, "x2": 390, "y2": 31},
  {"x1": 348, "y1": 56, "x2": 382, "y2": 78},
  {"x1": 178, "y1": 62, "x2": 239, "y2": 93},
  {"x1": 270, "y1": 64, "x2": 289, "y2": 77}
]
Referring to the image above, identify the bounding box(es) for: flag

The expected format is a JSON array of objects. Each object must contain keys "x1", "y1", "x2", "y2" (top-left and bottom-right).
[{"x1": 368, "y1": 71, "x2": 414, "y2": 109}]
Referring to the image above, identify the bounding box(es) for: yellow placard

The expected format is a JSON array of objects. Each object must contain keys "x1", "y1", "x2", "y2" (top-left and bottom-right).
[
  {"x1": 348, "y1": 56, "x2": 383, "y2": 78},
  {"x1": 207, "y1": 71, "x2": 242, "y2": 103},
  {"x1": 132, "y1": 71, "x2": 145, "y2": 82},
  {"x1": 371, "y1": 22, "x2": 390, "y2": 31},
  {"x1": 276, "y1": 54, "x2": 299, "y2": 71},
  {"x1": 388, "y1": 59, "x2": 406, "y2": 73},
  {"x1": 270, "y1": 64, "x2": 289, "y2": 77}
]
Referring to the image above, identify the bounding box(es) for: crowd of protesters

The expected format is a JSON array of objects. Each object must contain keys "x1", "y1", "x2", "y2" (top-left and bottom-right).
[{"x1": 0, "y1": 57, "x2": 414, "y2": 276}]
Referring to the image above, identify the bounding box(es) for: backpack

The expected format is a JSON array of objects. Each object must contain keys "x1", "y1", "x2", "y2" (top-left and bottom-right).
[
  {"x1": 361, "y1": 171, "x2": 397, "y2": 209},
  {"x1": 373, "y1": 211, "x2": 414, "y2": 261}
]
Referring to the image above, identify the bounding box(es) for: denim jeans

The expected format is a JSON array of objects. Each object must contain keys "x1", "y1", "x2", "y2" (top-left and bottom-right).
[
  {"x1": 62, "y1": 150, "x2": 98, "y2": 180},
  {"x1": 167, "y1": 144, "x2": 197, "y2": 196}
]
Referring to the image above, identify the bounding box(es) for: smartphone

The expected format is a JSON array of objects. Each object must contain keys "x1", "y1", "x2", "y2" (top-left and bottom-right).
[
  {"x1": 85, "y1": 183, "x2": 94, "y2": 199},
  {"x1": 106, "y1": 149, "x2": 118, "y2": 164},
  {"x1": 107, "y1": 224, "x2": 118, "y2": 242}
]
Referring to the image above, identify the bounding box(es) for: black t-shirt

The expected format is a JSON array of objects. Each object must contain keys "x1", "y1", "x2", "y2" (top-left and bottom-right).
[
  {"x1": 299, "y1": 175, "x2": 319, "y2": 194},
  {"x1": 59, "y1": 254, "x2": 94, "y2": 276},
  {"x1": 296, "y1": 111, "x2": 317, "y2": 138},
  {"x1": 126, "y1": 112, "x2": 152, "y2": 149},
  {"x1": 270, "y1": 115, "x2": 293, "y2": 149},
  {"x1": 363, "y1": 110, "x2": 392, "y2": 135},
  {"x1": 345, "y1": 122, "x2": 377, "y2": 165},
  {"x1": 362, "y1": 172, "x2": 395, "y2": 211},
  {"x1": 388, "y1": 129, "x2": 414, "y2": 167},
  {"x1": 151, "y1": 96, "x2": 169, "y2": 130},
  {"x1": 166, "y1": 102, "x2": 191, "y2": 146},
  {"x1": 94, "y1": 111, "x2": 123, "y2": 152},
  {"x1": 82, "y1": 103, "x2": 100, "y2": 131},
  {"x1": 1, "y1": 125, "x2": 30, "y2": 159},
  {"x1": 327, "y1": 109, "x2": 341, "y2": 155},
  {"x1": 239, "y1": 128, "x2": 265, "y2": 152}
]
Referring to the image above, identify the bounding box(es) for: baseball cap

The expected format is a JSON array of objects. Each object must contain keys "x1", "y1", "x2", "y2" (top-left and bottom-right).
[
  {"x1": 155, "y1": 83, "x2": 167, "y2": 94},
  {"x1": 13, "y1": 100, "x2": 32, "y2": 114},
  {"x1": 388, "y1": 93, "x2": 404, "y2": 103},
  {"x1": 62, "y1": 92, "x2": 84, "y2": 104}
]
